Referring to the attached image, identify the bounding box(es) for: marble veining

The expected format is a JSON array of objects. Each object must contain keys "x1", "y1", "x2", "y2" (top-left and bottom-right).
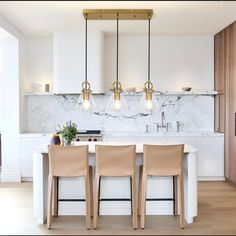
[{"x1": 26, "y1": 94, "x2": 214, "y2": 133}]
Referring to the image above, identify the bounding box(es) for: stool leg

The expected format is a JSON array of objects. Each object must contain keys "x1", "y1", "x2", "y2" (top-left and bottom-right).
[
  {"x1": 180, "y1": 173, "x2": 185, "y2": 229},
  {"x1": 131, "y1": 175, "x2": 138, "y2": 229},
  {"x1": 53, "y1": 177, "x2": 58, "y2": 217},
  {"x1": 130, "y1": 177, "x2": 133, "y2": 215},
  {"x1": 174, "y1": 176, "x2": 178, "y2": 216},
  {"x1": 85, "y1": 171, "x2": 91, "y2": 230},
  {"x1": 140, "y1": 174, "x2": 147, "y2": 229},
  {"x1": 98, "y1": 177, "x2": 101, "y2": 216},
  {"x1": 47, "y1": 174, "x2": 53, "y2": 229},
  {"x1": 93, "y1": 174, "x2": 100, "y2": 229},
  {"x1": 138, "y1": 166, "x2": 143, "y2": 216},
  {"x1": 89, "y1": 166, "x2": 93, "y2": 217}
]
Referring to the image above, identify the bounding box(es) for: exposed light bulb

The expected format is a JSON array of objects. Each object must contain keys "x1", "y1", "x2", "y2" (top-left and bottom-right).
[
  {"x1": 83, "y1": 99, "x2": 90, "y2": 111},
  {"x1": 114, "y1": 99, "x2": 121, "y2": 111},
  {"x1": 146, "y1": 99, "x2": 153, "y2": 110}
]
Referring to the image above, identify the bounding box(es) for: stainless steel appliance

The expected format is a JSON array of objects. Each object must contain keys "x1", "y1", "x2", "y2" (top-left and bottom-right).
[{"x1": 75, "y1": 130, "x2": 102, "y2": 142}]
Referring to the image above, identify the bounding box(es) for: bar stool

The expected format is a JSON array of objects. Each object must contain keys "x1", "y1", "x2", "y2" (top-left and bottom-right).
[
  {"x1": 139, "y1": 144, "x2": 185, "y2": 229},
  {"x1": 47, "y1": 145, "x2": 92, "y2": 230},
  {"x1": 93, "y1": 145, "x2": 137, "y2": 229}
]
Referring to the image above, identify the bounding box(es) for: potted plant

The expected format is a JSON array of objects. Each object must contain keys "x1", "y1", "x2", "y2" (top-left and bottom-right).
[{"x1": 57, "y1": 121, "x2": 77, "y2": 146}]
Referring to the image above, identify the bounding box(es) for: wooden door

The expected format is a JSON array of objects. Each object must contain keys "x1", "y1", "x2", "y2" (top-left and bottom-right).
[{"x1": 226, "y1": 22, "x2": 236, "y2": 183}]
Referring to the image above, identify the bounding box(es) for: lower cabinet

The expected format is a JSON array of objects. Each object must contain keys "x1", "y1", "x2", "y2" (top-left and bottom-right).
[
  {"x1": 21, "y1": 133, "x2": 224, "y2": 180},
  {"x1": 105, "y1": 134, "x2": 225, "y2": 181},
  {"x1": 195, "y1": 137, "x2": 224, "y2": 180},
  {"x1": 20, "y1": 134, "x2": 51, "y2": 179}
]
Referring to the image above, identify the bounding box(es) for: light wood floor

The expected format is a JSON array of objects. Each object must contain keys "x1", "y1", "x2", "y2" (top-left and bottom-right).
[{"x1": 0, "y1": 181, "x2": 236, "y2": 235}]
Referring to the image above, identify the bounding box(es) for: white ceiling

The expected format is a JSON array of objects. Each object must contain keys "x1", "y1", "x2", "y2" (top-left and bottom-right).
[{"x1": 0, "y1": 1, "x2": 235, "y2": 36}]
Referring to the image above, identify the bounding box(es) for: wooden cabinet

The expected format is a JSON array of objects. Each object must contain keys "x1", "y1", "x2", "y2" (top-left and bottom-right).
[
  {"x1": 225, "y1": 23, "x2": 236, "y2": 183},
  {"x1": 215, "y1": 21, "x2": 236, "y2": 183},
  {"x1": 214, "y1": 30, "x2": 225, "y2": 132}
]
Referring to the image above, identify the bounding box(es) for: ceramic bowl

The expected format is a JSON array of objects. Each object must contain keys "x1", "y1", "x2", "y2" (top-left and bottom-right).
[{"x1": 182, "y1": 87, "x2": 192, "y2": 92}]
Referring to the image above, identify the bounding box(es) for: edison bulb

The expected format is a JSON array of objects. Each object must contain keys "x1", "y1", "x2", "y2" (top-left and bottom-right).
[
  {"x1": 83, "y1": 99, "x2": 90, "y2": 111},
  {"x1": 146, "y1": 99, "x2": 153, "y2": 110},
  {"x1": 114, "y1": 99, "x2": 121, "y2": 111}
]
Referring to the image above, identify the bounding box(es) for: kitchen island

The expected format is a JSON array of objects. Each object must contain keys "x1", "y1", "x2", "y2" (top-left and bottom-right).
[{"x1": 33, "y1": 141, "x2": 198, "y2": 225}]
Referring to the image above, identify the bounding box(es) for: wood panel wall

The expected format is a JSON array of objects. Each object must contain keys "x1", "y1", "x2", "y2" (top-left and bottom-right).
[{"x1": 215, "y1": 21, "x2": 236, "y2": 183}]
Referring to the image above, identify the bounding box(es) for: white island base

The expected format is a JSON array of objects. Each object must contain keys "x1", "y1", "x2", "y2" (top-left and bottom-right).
[{"x1": 33, "y1": 142, "x2": 198, "y2": 225}]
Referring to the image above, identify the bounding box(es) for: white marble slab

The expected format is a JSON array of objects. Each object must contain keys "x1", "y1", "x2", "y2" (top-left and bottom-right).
[{"x1": 26, "y1": 94, "x2": 214, "y2": 133}]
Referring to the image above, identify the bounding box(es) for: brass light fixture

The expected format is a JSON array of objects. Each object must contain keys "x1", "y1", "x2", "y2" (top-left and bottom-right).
[
  {"x1": 83, "y1": 9, "x2": 153, "y2": 20},
  {"x1": 82, "y1": 9, "x2": 155, "y2": 112},
  {"x1": 78, "y1": 13, "x2": 97, "y2": 111},
  {"x1": 139, "y1": 13, "x2": 159, "y2": 112},
  {"x1": 106, "y1": 13, "x2": 128, "y2": 112}
]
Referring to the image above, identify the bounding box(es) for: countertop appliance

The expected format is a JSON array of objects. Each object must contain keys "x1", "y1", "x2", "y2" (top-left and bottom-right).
[{"x1": 75, "y1": 130, "x2": 102, "y2": 142}]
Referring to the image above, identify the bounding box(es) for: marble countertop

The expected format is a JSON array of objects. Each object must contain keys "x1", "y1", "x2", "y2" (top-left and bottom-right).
[
  {"x1": 103, "y1": 131, "x2": 224, "y2": 137},
  {"x1": 35, "y1": 141, "x2": 197, "y2": 154},
  {"x1": 20, "y1": 131, "x2": 224, "y2": 138}
]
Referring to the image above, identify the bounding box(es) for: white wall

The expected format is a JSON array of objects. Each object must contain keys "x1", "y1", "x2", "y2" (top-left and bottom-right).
[
  {"x1": 26, "y1": 37, "x2": 53, "y2": 93},
  {"x1": 0, "y1": 15, "x2": 27, "y2": 131},
  {"x1": 24, "y1": 35, "x2": 214, "y2": 94},
  {"x1": 53, "y1": 30, "x2": 104, "y2": 94},
  {"x1": 0, "y1": 15, "x2": 26, "y2": 182},
  {"x1": 0, "y1": 38, "x2": 20, "y2": 181},
  {"x1": 105, "y1": 36, "x2": 214, "y2": 92}
]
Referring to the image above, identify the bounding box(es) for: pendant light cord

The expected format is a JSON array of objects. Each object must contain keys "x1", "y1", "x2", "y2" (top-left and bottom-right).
[
  {"x1": 148, "y1": 14, "x2": 151, "y2": 86},
  {"x1": 116, "y1": 13, "x2": 119, "y2": 83},
  {"x1": 85, "y1": 14, "x2": 88, "y2": 87}
]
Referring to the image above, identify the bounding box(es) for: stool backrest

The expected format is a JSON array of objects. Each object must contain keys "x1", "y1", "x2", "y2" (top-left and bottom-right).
[
  {"x1": 95, "y1": 145, "x2": 136, "y2": 176},
  {"x1": 48, "y1": 145, "x2": 88, "y2": 177},
  {"x1": 143, "y1": 144, "x2": 184, "y2": 176}
]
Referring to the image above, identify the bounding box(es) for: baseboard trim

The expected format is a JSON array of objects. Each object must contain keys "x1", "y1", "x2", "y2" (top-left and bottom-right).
[
  {"x1": 198, "y1": 176, "x2": 225, "y2": 181},
  {"x1": 0, "y1": 172, "x2": 21, "y2": 182},
  {"x1": 21, "y1": 177, "x2": 33, "y2": 182}
]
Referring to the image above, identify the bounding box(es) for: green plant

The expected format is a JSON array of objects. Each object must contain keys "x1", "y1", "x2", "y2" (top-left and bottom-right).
[{"x1": 57, "y1": 121, "x2": 77, "y2": 145}]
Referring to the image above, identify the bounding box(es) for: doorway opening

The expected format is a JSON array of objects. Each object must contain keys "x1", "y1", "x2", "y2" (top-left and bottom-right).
[{"x1": 0, "y1": 27, "x2": 19, "y2": 181}]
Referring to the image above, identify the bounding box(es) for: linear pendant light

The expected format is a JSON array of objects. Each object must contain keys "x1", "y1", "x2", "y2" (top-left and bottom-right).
[
  {"x1": 78, "y1": 13, "x2": 97, "y2": 111},
  {"x1": 82, "y1": 9, "x2": 154, "y2": 112},
  {"x1": 107, "y1": 13, "x2": 128, "y2": 112},
  {"x1": 139, "y1": 14, "x2": 159, "y2": 112}
]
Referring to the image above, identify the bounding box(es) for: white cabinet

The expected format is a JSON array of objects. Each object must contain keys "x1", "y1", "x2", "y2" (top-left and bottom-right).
[
  {"x1": 53, "y1": 31, "x2": 105, "y2": 94},
  {"x1": 20, "y1": 134, "x2": 51, "y2": 179},
  {"x1": 103, "y1": 134, "x2": 167, "y2": 143},
  {"x1": 196, "y1": 136, "x2": 224, "y2": 180},
  {"x1": 104, "y1": 134, "x2": 224, "y2": 180},
  {"x1": 167, "y1": 137, "x2": 196, "y2": 147},
  {"x1": 167, "y1": 136, "x2": 224, "y2": 180}
]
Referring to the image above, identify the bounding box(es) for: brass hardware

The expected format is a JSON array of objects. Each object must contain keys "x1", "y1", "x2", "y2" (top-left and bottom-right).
[
  {"x1": 83, "y1": 9, "x2": 153, "y2": 20},
  {"x1": 112, "y1": 81, "x2": 122, "y2": 101},
  {"x1": 82, "y1": 81, "x2": 91, "y2": 100},
  {"x1": 144, "y1": 81, "x2": 154, "y2": 100}
]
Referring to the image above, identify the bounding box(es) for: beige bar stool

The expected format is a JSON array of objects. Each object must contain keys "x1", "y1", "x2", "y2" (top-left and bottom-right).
[
  {"x1": 93, "y1": 145, "x2": 138, "y2": 229},
  {"x1": 47, "y1": 145, "x2": 92, "y2": 230},
  {"x1": 139, "y1": 144, "x2": 185, "y2": 229}
]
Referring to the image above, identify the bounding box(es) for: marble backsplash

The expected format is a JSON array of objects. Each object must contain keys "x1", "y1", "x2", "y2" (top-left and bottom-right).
[{"x1": 26, "y1": 93, "x2": 214, "y2": 133}]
